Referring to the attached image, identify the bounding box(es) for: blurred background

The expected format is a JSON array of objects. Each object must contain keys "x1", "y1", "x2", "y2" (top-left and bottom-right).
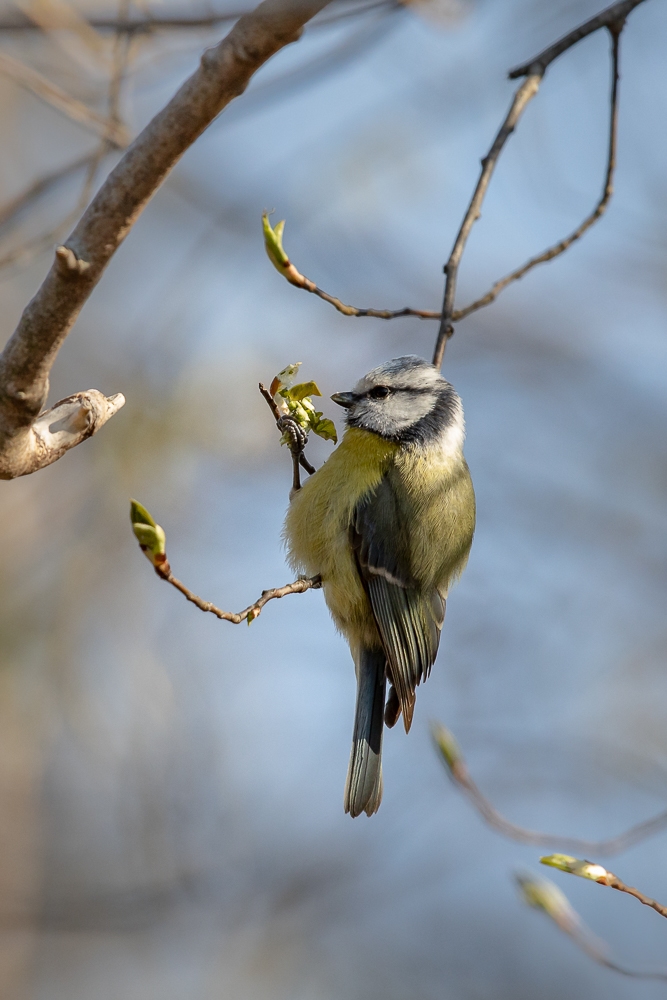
[{"x1": 0, "y1": 0, "x2": 667, "y2": 996}]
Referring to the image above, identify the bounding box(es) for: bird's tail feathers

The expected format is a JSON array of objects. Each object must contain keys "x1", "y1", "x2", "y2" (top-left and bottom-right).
[{"x1": 344, "y1": 646, "x2": 387, "y2": 818}]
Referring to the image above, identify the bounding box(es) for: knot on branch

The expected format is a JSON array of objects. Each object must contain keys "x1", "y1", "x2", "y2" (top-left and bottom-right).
[{"x1": 55, "y1": 245, "x2": 90, "y2": 277}]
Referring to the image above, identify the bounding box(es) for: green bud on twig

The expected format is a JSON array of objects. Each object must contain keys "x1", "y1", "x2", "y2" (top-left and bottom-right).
[
  {"x1": 262, "y1": 212, "x2": 307, "y2": 287},
  {"x1": 262, "y1": 212, "x2": 288, "y2": 270},
  {"x1": 431, "y1": 721, "x2": 463, "y2": 771},
  {"x1": 270, "y1": 365, "x2": 338, "y2": 445},
  {"x1": 130, "y1": 498, "x2": 169, "y2": 571},
  {"x1": 515, "y1": 873, "x2": 580, "y2": 932},
  {"x1": 540, "y1": 854, "x2": 610, "y2": 883}
]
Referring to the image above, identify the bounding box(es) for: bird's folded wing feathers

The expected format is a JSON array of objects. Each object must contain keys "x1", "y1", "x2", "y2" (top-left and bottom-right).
[{"x1": 351, "y1": 476, "x2": 445, "y2": 732}]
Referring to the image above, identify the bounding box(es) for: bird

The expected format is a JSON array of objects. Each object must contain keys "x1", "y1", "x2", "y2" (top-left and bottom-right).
[{"x1": 284, "y1": 356, "x2": 475, "y2": 817}]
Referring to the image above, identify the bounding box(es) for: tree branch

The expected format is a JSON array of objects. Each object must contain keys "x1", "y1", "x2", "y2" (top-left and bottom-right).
[
  {"x1": 281, "y1": 273, "x2": 441, "y2": 321},
  {"x1": 430, "y1": 0, "x2": 649, "y2": 368},
  {"x1": 157, "y1": 566, "x2": 321, "y2": 624},
  {"x1": 433, "y1": 724, "x2": 667, "y2": 857},
  {"x1": 431, "y1": 73, "x2": 542, "y2": 368},
  {"x1": 0, "y1": 51, "x2": 129, "y2": 147},
  {"x1": 541, "y1": 855, "x2": 667, "y2": 921},
  {"x1": 0, "y1": 0, "x2": 332, "y2": 479},
  {"x1": 453, "y1": 22, "x2": 622, "y2": 322},
  {"x1": 508, "y1": 0, "x2": 645, "y2": 79},
  {"x1": 0, "y1": 1, "x2": 389, "y2": 34},
  {"x1": 517, "y1": 874, "x2": 667, "y2": 982},
  {"x1": 0, "y1": 153, "x2": 97, "y2": 233}
]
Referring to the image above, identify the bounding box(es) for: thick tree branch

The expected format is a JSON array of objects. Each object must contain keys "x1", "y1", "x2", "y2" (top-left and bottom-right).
[{"x1": 0, "y1": 0, "x2": 332, "y2": 478}]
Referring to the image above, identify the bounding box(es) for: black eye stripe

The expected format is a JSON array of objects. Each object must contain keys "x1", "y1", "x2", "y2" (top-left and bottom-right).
[{"x1": 366, "y1": 385, "x2": 434, "y2": 398}]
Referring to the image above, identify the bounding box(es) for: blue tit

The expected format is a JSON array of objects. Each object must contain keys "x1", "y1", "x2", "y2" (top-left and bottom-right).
[{"x1": 284, "y1": 356, "x2": 475, "y2": 817}]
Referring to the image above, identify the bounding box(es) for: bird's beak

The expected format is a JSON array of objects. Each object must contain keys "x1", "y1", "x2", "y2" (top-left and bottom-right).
[{"x1": 331, "y1": 391, "x2": 355, "y2": 409}]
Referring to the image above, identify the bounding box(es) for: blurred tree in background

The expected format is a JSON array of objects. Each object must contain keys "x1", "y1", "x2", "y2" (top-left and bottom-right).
[{"x1": 0, "y1": 1, "x2": 666, "y2": 998}]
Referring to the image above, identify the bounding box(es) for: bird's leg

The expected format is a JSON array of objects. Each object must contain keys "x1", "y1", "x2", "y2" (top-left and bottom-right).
[{"x1": 277, "y1": 416, "x2": 309, "y2": 492}]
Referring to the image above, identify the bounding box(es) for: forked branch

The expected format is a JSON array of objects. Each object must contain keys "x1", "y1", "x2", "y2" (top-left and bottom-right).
[
  {"x1": 261, "y1": 0, "x2": 646, "y2": 375},
  {"x1": 453, "y1": 24, "x2": 622, "y2": 324}
]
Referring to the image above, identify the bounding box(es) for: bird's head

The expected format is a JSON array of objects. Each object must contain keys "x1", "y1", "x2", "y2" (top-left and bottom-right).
[{"x1": 331, "y1": 355, "x2": 463, "y2": 447}]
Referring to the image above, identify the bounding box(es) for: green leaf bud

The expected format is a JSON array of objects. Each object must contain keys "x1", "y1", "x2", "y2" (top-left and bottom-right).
[
  {"x1": 430, "y1": 721, "x2": 463, "y2": 771},
  {"x1": 540, "y1": 855, "x2": 610, "y2": 883},
  {"x1": 130, "y1": 498, "x2": 156, "y2": 528}
]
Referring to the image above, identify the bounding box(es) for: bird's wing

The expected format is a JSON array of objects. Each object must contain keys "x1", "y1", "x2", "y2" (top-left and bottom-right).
[{"x1": 351, "y1": 476, "x2": 445, "y2": 732}]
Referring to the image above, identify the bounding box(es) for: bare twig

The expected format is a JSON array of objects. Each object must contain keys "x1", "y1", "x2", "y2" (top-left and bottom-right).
[
  {"x1": 0, "y1": 148, "x2": 108, "y2": 274},
  {"x1": 517, "y1": 874, "x2": 667, "y2": 982},
  {"x1": 432, "y1": 724, "x2": 667, "y2": 857},
  {"x1": 287, "y1": 275, "x2": 440, "y2": 321},
  {"x1": 431, "y1": 73, "x2": 542, "y2": 368},
  {"x1": 430, "y1": 0, "x2": 649, "y2": 368},
  {"x1": 258, "y1": 382, "x2": 316, "y2": 476},
  {"x1": 156, "y1": 564, "x2": 321, "y2": 624},
  {"x1": 453, "y1": 24, "x2": 622, "y2": 323},
  {"x1": 0, "y1": 1, "x2": 391, "y2": 34},
  {"x1": 0, "y1": 14, "x2": 130, "y2": 277},
  {"x1": 0, "y1": 51, "x2": 129, "y2": 146},
  {"x1": 0, "y1": 153, "x2": 97, "y2": 233},
  {"x1": 15, "y1": 0, "x2": 109, "y2": 69},
  {"x1": 541, "y1": 855, "x2": 667, "y2": 921},
  {"x1": 508, "y1": 0, "x2": 645, "y2": 80},
  {"x1": 0, "y1": 0, "x2": 333, "y2": 479}
]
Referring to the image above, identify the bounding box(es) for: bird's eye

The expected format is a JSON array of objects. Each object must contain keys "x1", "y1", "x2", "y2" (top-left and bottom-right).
[{"x1": 369, "y1": 385, "x2": 390, "y2": 399}]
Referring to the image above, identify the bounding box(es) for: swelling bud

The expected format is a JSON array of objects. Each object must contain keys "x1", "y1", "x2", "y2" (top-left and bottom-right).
[{"x1": 130, "y1": 498, "x2": 169, "y2": 572}]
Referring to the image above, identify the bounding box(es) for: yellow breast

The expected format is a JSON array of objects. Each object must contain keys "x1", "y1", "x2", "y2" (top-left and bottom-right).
[{"x1": 284, "y1": 428, "x2": 398, "y2": 641}]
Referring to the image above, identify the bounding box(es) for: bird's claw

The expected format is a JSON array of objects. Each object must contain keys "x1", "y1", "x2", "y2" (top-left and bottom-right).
[{"x1": 277, "y1": 415, "x2": 308, "y2": 456}]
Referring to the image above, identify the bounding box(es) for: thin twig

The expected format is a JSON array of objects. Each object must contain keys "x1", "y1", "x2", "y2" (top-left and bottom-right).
[
  {"x1": 571, "y1": 925, "x2": 667, "y2": 980},
  {"x1": 517, "y1": 874, "x2": 667, "y2": 982},
  {"x1": 430, "y1": 0, "x2": 648, "y2": 369},
  {"x1": 508, "y1": 0, "x2": 645, "y2": 79},
  {"x1": 453, "y1": 24, "x2": 622, "y2": 323},
  {"x1": 258, "y1": 382, "x2": 316, "y2": 476},
  {"x1": 605, "y1": 875, "x2": 667, "y2": 919},
  {"x1": 433, "y1": 725, "x2": 667, "y2": 856},
  {"x1": 0, "y1": 153, "x2": 96, "y2": 232},
  {"x1": 293, "y1": 276, "x2": 440, "y2": 320},
  {"x1": 541, "y1": 856, "x2": 667, "y2": 921},
  {"x1": 0, "y1": 5, "x2": 132, "y2": 277},
  {"x1": 0, "y1": 51, "x2": 129, "y2": 146},
  {"x1": 0, "y1": 1, "x2": 392, "y2": 33},
  {"x1": 155, "y1": 564, "x2": 321, "y2": 624},
  {"x1": 431, "y1": 73, "x2": 542, "y2": 369},
  {"x1": 0, "y1": 149, "x2": 107, "y2": 274}
]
